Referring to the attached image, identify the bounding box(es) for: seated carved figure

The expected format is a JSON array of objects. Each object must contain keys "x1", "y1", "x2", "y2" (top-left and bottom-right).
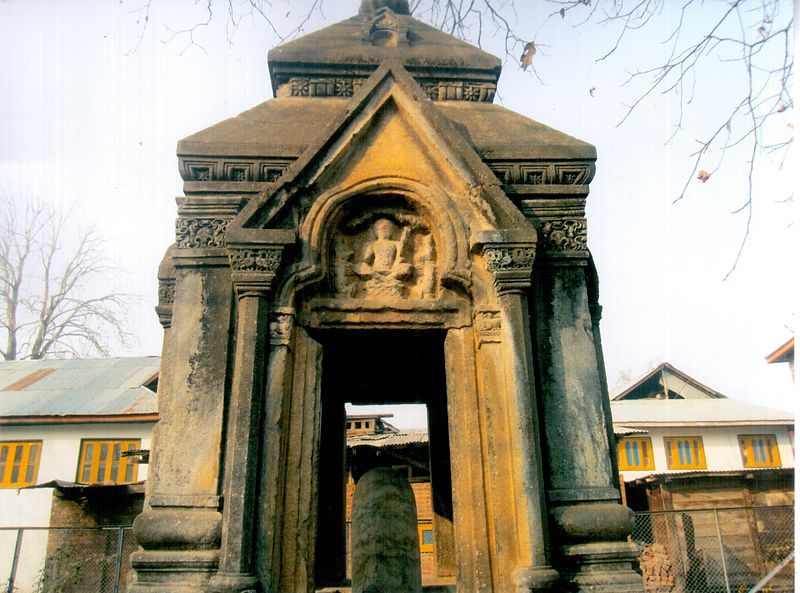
[{"x1": 354, "y1": 218, "x2": 412, "y2": 297}]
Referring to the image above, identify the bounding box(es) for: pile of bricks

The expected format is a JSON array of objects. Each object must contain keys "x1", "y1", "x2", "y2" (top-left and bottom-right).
[{"x1": 640, "y1": 543, "x2": 674, "y2": 592}]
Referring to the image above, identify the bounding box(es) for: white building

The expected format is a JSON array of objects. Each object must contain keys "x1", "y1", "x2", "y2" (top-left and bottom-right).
[
  {"x1": 0, "y1": 357, "x2": 159, "y2": 592},
  {"x1": 610, "y1": 363, "x2": 794, "y2": 509}
]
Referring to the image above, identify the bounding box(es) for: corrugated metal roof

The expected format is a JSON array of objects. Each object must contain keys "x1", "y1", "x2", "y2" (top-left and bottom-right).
[
  {"x1": 0, "y1": 357, "x2": 160, "y2": 418},
  {"x1": 614, "y1": 427, "x2": 649, "y2": 436},
  {"x1": 611, "y1": 398, "x2": 793, "y2": 428},
  {"x1": 347, "y1": 429, "x2": 428, "y2": 448},
  {"x1": 624, "y1": 467, "x2": 794, "y2": 483}
]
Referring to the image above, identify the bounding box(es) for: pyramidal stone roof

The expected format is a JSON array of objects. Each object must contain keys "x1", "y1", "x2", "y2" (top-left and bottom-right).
[
  {"x1": 177, "y1": 0, "x2": 596, "y2": 184},
  {"x1": 268, "y1": 0, "x2": 501, "y2": 99}
]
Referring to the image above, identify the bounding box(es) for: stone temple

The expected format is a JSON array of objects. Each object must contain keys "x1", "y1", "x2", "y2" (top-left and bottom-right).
[{"x1": 130, "y1": 1, "x2": 644, "y2": 592}]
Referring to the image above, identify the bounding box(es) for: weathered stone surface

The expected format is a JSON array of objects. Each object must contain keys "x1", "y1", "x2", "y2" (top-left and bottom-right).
[
  {"x1": 131, "y1": 2, "x2": 642, "y2": 592},
  {"x1": 351, "y1": 468, "x2": 422, "y2": 593}
]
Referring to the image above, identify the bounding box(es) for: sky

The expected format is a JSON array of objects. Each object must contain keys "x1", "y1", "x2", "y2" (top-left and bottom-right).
[{"x1": 0, "y1": 0, "x2": 795, "y2": 425}]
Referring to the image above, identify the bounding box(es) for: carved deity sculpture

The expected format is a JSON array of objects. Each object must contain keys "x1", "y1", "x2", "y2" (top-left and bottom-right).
[{"x1": 354, "y1": 218, "x2": 412, "y2": 297}]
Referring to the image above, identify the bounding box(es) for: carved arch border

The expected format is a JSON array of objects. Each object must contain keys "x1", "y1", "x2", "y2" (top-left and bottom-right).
[{"x1": 274, "y1": 176, "x2": 475, "y2": 306}]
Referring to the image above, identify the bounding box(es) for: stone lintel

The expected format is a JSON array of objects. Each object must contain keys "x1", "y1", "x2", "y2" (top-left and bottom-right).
[{"x1": 304, "y1": 298, "x2": 467, "y2": 329}]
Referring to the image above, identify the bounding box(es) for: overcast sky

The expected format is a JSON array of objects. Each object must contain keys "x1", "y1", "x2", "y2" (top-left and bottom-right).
[{"x1": 0, "y1": 0, "x2": 794, "y2": 424}]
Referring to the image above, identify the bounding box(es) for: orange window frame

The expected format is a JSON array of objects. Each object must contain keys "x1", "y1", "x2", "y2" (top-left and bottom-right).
[
  {"x1": 418, "y1": 523, "x2": 434, "y2": 553},
  {"x1": 77, "y1": 439, "x2": 141, "y2": 484},
  {"x1": 0, "y1": 441, "x2": 42, "y2": 488},
  {"x1": 738, "y1": 434, "x2": 781, "y2": 468},
  {"x1": 617, "y1": 437, "x2": 655, "y2": 471},
  {"x1": 664, "y1": 436, "x2": 707, "y2": 470}
]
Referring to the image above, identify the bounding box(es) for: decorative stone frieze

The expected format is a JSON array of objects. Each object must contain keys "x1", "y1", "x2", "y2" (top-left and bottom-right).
[
  {"x1": 281, "y1": 75, "x2": 497, "y2": 102},
  {"x1": 488, "y1": 161, "x2": 595, "y2": 185},
  {"x1": 420, "y1": 80, "x2": 497, "y2": 102},
  {"x1": 229, "y1": 248, "x2": 283, "y2": 273},
  {"x1": 176, "y1": 218, "x2": 229, "y2": 249},
  {"x1": 290, "y1": 77, "x2": 365, "y2": 97},
  {"x1": 483, "y1": 246, "x2": 536, "y2": 271},
  {"x1": 180, "y1": 158, "x2": 294, "y2": 183}
]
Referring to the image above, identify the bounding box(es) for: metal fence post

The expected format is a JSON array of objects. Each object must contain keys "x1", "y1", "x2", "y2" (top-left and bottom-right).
[
  {"x1": 112, "y1": 527, "x2": 125, "y2": 593},
  {"x1": 714, "y1": 508, "x2": 732, "y2": 593},
  {"x1": 6, "y1": 528, "x2": 23, "y2": 593}
]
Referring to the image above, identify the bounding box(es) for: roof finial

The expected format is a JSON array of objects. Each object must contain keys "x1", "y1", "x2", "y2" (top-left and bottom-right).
[{"x1": 359, "y1": 0, "x2": 411, "y2": 16}]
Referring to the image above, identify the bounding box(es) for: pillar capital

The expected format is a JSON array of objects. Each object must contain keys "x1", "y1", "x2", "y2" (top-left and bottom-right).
[
  {"x1": 480, "y1": 242, "x2": 536, "y2": 294},
  {"x1": 228, "y1": 246, "x2": 285, "y2": 297}
]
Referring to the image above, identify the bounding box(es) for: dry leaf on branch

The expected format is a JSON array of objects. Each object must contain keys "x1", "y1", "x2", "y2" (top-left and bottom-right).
[
  {"x1": 520, "y1": 42, "x2": 536, "y2": 70},
  {"x1": 697, "y1": 170, "x2": 711, "y2": 183}
]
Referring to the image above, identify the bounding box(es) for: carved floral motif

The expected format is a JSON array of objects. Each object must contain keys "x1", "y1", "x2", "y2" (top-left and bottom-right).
[
  {"x1": 229, "y1": 248, "x2": 283, "y2": 273},
  {"x1": 290, "y1": 77, "x2": 364, "y2": 97},
  {"x1": 420, "y1": 81, "x2": 497, "y2": 102},
  {"x1": 541, "y1": 219, "x2": 588, "y2": 253},
  {"x1": 483, "y1": 247, "x2": 536, "y2": 271},
  {"x1": 176, "y1": 218, "x2": 229, "y2": 249}
]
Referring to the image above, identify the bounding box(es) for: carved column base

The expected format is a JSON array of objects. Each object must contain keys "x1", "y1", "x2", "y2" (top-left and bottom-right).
[
  {"x1": 128, "y1": 509, "x2": 222, "y2": 593},
  {"x1": 555, "y1": 541, "x2": 643, "y2": 593},
  {"x1": 128, "y1": 550, "x2": 220, "y2": 593},
  {"x1": 512, "y1": 564, "x2": 559, "y2": 592},
  {"x1": 549, "y1": 502, "x2": 643, "y2": 593},
  {"x1": 208, "y1": 572, "x2": 261, "y2": 593}
]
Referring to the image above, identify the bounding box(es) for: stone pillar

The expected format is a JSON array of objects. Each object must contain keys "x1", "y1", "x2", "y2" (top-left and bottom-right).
[
  {"x1": 210, "y1": 246, "x2": 285, "y2": 593},
  {"x1": 443, "y1": 328, "x2": 493, "y2": 592},
  {"x1": 130, "y1": 233, "x2": 234, "y2": 592},
  {"x1": 255, "y1": 307, "x2": 296, "y2": 592},
  {"x1": 530, "y1": 219, "x2": 642, "y2": 593},
  {"x1": 351, "y1": 467, "x2": 422, "y2": 593},
  {"x1": 478, "y1": 236, "x2": 559, "y2": 593}
]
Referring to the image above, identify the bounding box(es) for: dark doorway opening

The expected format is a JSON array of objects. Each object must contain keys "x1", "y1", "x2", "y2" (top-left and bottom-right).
[{"x1": 313, "y1": 330, "x2": 454, "y2": 588}]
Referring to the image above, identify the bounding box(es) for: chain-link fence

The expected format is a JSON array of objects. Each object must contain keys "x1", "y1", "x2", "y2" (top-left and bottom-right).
[
  {"x1": 2, "y1": 507, "x2": 794, "y2": 593},
  {"x1": 1, "y1": 526, "x2": 135, "y2": 593},
  {"x1": 633, "y1": 506, "x2": 794, "y2": 593}
]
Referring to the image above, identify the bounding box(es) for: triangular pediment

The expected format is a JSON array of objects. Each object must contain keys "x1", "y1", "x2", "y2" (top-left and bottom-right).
[{"x1": 227, "y1": 60, "x2": 532, "y2": 244}]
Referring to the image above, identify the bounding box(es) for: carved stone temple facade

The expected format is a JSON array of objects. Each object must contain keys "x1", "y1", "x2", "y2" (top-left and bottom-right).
[{"x1": 130, "y1": 2, "x2": 644, "y2": 592}]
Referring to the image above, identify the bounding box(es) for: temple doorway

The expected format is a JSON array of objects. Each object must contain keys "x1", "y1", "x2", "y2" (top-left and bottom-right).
[{"x1": 313, "y1": 330, "x2": 455, "y2": 588}]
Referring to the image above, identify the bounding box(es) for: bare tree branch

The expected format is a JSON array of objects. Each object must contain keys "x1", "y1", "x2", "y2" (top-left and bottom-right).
[
  {"x1": 0, "y1": 195, "x2": 134, "y2": 360},
  {"x1": 132, "y1": 0, "x2": 792, "y2": 277}
]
